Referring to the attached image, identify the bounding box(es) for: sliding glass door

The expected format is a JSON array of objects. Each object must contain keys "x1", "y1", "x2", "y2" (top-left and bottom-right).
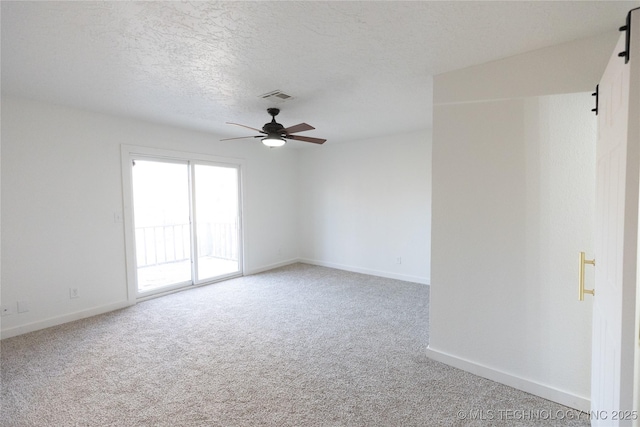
[{"x1": 131, "y1": 157, "x2": 242, "y2": 296}]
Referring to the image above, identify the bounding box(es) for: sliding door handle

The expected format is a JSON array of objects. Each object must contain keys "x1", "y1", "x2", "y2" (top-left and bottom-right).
[{"x1": 578, "y1": 251, "x2": 595, "y2": 301}]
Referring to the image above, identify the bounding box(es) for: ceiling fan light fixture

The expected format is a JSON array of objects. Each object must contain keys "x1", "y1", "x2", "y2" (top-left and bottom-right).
[{"x1": 262, "y1": 134, "x2": 286, "y2": 147}]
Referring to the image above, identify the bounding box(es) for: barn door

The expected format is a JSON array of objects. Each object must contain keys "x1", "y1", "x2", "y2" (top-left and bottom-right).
[{"x1": 589, "y1": 9, "x2": 640, "y2": 426}]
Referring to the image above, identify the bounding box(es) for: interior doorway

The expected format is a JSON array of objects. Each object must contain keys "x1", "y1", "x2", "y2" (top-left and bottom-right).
[{"x1": 128, "y1": 153, "x2": 242, "y2": 297}]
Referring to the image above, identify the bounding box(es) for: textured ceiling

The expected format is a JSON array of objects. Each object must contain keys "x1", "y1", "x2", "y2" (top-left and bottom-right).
[{"x1": 2, "y1": 1, "x2": 638, "y2": 146}]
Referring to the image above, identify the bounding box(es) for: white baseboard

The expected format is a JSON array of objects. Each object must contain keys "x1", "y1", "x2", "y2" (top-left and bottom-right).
[
  {"x1": 244, "y1": 258, "x2": 301, "y2": 276},
  {"x1": 425, "y1": 346, "x2": 590, "y2": 412},
  {"x1": 299, "y1": 258, "x2": 430, "y2": 285},
  {"x1": 1, "y1": 300, "x2": 132, "y2": 340}
]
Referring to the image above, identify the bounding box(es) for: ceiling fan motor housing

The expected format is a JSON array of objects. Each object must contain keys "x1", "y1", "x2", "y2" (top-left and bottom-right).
[{"x1": 263, "y1": 108, "x2": 285, "y2": 134}]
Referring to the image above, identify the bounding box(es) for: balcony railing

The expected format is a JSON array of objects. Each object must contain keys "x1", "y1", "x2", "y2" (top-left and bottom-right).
[
  {"x1": 196, "y1": 222, "x2": 238, "y2": 261},
  {"x1": 135, "y1": 222, "x2": 238, "y2": 268}
]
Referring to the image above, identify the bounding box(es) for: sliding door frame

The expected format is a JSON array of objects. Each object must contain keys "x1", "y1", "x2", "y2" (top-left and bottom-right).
[
  {"x1": 121, "y1": 145, "x2": 246, "y2": 303},
  {"x1": 131, "y1": 156, "x2": 194, "y2": 295},
  {"x1": 191, "y1": 160, "x2": 243, "y2": 286}
]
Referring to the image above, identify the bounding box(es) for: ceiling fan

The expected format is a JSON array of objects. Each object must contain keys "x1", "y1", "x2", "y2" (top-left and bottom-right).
[{"x1": 221, "y1": 108, "x2": 326, "y2": 147}]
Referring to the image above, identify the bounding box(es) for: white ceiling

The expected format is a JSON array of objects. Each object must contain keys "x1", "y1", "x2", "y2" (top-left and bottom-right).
[{"x1": 2, "y1": 1, "x2": 638, "y2": 146}]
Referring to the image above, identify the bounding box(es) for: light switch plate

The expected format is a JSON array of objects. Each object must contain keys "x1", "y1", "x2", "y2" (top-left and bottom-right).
[{"x1": 17, "y1": 301, "x2": 29, "y2": 313}]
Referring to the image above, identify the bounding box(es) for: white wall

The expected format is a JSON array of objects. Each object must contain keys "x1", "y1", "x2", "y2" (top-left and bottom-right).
[
  {"x1": 427, "y1": 33, "x2": 614, "y2": 411},
  {"x1": 429, "y1": 93, "x2": 595, "y2": 409},
  {"x1": 297, "y1": 130, "x2": 431, "y2": 284},
  {"x1": 1, "y1": 96, "x2": 300, "y2": 338}
]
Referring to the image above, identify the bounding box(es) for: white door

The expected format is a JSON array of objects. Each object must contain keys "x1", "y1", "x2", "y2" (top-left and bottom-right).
[{"x1": 591, "y1": 9, "x2": 640, "y2": 426}]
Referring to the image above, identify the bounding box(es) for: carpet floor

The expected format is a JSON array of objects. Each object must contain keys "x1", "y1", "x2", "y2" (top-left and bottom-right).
[{"x1": 1, "y1": 263, "x2": 589, "y2": 426}]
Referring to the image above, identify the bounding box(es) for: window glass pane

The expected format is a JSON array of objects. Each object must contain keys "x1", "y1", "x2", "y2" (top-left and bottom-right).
[
  {"x1": 194, "y1": 164, "x2": 240, "y2": 281},
  {"x1": 132, "y1": 160, "x2": 191, "y2": 292}
]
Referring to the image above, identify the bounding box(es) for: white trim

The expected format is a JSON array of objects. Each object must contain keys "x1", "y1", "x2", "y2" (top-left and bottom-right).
[
  {"x1": 425, "y1": 346, "x2": 590, "y2": 412},
  {"x1": 121, "y1": 145, "x2": 245, "y2": 165},
  {"x1": 299, "y1": 258, "x2": 430, "y2": 285},
  {"x1": 244, "y1": 258, "x2": 301, "y2": 276},
  {"x1": 121, "y1": 147, "x2": 138, "y2": 304},
  {"x1": 0, "y1": 301, "x2": 131, "y2": 340}
]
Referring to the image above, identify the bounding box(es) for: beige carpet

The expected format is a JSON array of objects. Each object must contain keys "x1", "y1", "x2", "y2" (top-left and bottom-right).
[{"x1": 1, "y1": 263, "x2": 588, "y2": 426}]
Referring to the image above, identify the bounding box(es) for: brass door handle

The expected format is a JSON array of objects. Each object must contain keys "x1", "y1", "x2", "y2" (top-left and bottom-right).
[{"x1": 578, "y1": 251, "x2": 595, "y2": 301}]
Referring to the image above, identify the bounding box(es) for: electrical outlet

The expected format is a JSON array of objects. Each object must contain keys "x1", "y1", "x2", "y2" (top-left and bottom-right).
[
  {"x1": 396, "y1": 257, "x2": 402, "y2": 265},
  {"x1": 69, "y1": 288, "x2": 79, "y2": 299},
  {"x1": 1, "y1": 304, "x2": 13, "y2": 316}
]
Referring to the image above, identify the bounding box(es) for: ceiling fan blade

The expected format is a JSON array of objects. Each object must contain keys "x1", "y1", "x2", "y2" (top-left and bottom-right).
[
  {"x1": 220, "y1": 135, "x2": 261, "y2": 141},
  {"x1": 287, "y1": 134, "x2": 326, "y2": 144},
  {"x1": 281, "y1": 123, "x2": 315, "y2": 134},
  {"x1": 226, "y1": 122, "x2": 266, "y2": 134}
]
